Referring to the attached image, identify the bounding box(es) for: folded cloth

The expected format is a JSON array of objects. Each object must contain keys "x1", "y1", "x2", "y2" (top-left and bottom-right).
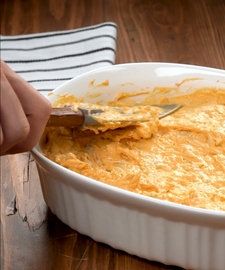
[{"x1": 0, "y1": 22, "x2": 118, "y2": 96}]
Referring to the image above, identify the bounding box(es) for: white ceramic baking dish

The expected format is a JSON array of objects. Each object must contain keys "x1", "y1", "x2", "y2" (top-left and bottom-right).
[{"x1": 31, "y1": 63, "x2": 225, "y2": 270}]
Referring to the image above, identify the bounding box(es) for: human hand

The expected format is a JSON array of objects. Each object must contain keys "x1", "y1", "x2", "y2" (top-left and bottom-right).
[{"x1": 0, "y1": 60, "x2": 52, "y2": 155}]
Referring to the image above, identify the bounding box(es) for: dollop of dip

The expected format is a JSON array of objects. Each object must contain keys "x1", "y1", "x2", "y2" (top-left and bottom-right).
[{"x1": 42, "y1": 88, "x2": 225, "y2": 211}]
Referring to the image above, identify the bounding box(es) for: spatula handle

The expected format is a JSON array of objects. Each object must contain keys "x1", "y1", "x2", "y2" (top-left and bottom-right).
[{"x1": 46, "y1": 107, "x2": 84, "y2": 127}]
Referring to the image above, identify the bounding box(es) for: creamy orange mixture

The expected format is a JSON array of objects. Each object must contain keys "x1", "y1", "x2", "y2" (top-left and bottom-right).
[{"x1": 42, "y1": 88, "x2": 225, "y2": 211}]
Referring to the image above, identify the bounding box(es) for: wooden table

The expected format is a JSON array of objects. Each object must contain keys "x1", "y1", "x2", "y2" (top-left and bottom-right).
[{"x1": 1, "y1": 1, "x2": 225, "y2": 269}]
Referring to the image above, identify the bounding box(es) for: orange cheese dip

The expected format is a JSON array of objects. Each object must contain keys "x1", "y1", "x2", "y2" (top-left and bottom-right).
[{"x1": 42, "y1": 88, "x2": 225, "y2": 211}]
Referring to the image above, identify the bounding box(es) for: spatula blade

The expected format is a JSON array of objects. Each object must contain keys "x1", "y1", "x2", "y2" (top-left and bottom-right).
[{"x1": 151, "y1": 104, "x2": 183, "y2": 119}]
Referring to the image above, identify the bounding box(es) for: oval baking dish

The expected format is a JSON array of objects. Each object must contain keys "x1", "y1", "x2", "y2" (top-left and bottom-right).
[{"x1": 31, "y1": 63, "x2": 225, "y2": 270}]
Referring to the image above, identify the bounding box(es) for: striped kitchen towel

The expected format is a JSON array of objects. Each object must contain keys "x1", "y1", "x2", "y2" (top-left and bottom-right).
[{"x1": 0, "y1": 22, "x2": 118, "y2": 96}]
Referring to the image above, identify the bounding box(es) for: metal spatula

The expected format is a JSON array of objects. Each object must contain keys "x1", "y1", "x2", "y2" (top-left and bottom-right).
[{"x1": 46, "y1": 104, "x2": 182, "y2": 128}]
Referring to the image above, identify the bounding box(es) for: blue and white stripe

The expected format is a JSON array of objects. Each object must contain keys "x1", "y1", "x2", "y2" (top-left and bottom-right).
[{"x1": 0, "y1": 22, "x2": 118, "y2": 96}]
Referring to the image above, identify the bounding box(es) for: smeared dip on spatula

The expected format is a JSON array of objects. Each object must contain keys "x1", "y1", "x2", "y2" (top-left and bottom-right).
[{"x1": 46, "y1": 102, "x2": 182, "y2": 132}]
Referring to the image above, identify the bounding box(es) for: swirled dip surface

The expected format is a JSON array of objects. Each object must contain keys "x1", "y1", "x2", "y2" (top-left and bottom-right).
[{"x1": 42, "y1": 89, "x2": 225, "y2": 211}]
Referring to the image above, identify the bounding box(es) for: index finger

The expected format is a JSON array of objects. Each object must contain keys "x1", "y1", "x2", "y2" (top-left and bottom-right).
[{"x1": 2, "y1": 61, "x2": 52, "y2": 154}]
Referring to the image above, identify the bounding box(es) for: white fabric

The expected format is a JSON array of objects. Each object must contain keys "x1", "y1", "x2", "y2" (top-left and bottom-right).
[{"x1": 0, "y1": 22, "x2": 118, "y2": 96}]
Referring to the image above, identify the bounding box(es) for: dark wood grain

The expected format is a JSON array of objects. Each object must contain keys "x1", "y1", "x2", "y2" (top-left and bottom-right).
[{"x1": 1, "y1": 0, "x2": 225, "y2": 269}]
